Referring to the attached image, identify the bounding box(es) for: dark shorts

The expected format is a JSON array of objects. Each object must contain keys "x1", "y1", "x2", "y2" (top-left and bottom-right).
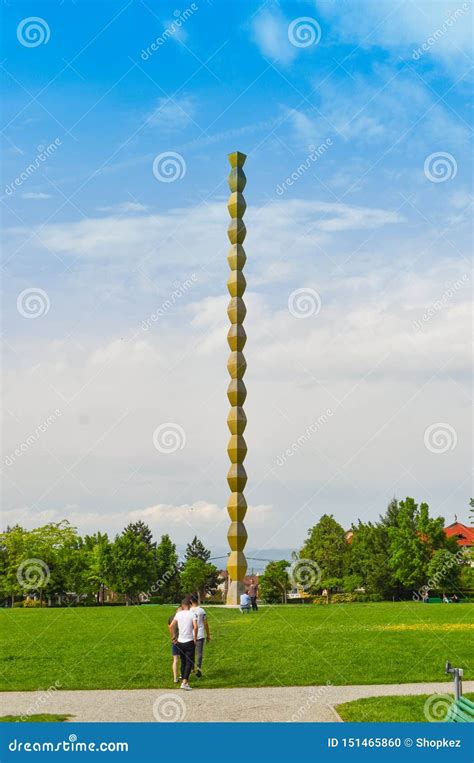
[{"x1": 171, "y1": 642, "x2": 180, "y2": 656}]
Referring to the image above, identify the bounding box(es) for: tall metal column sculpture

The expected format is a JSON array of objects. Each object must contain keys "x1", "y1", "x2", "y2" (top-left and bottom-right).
[{"x1": 226, "y1": 151, "x2": 248, "y2": 605}]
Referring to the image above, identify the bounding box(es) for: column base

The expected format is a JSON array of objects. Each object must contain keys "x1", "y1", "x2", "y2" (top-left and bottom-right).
[{"x1": 226, "y1": 580, "x2": 245, "y2": 606}]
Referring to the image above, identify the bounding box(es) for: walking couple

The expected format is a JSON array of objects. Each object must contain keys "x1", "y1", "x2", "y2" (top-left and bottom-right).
[{"x1": 168, "y1": 595, "x2": 211, "y2": 691}]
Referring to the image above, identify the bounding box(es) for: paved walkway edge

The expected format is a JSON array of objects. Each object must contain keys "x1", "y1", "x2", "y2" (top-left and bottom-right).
[{"x1": 1, "y1": 681, "x2": 472, "y2": 723}]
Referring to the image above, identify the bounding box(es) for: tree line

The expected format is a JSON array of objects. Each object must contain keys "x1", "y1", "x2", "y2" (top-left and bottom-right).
[
  {"x1": 2, "y1": 497, "x2": 472, "y2": 607},
  {"x1": 259, "y1": 497, "x2": 473, "y2": 603},
  {"x1": 0, "y1": 521, "x2": 219, "y2": 607}
]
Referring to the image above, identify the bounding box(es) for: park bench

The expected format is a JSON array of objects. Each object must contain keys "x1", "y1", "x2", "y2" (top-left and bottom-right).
[
  {"x1": 444, "y1": 662, "x2": 473, "y2": 722},
  {"x1": 446, "y1": 696, "x2": 474, "y2": 723}
]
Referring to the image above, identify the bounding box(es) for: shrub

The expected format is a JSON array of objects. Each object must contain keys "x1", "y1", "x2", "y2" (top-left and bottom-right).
[
  {"x1": 312, "y1": 596, "x2": 327, "y2": 605},
  {"x1": 331, "y1": 593, "x2": 356, "y2": 604},
  {"x1": 354, "y1": 593, "x2": 384, "y2": 603},
  {"x1": 22, "y1": 599, "x2": 47, "y2": 608}
]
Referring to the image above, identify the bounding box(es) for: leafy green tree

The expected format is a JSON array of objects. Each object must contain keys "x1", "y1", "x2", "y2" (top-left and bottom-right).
[
  {"x1": 0, "y1": 521, "x2": 81, "y2": 605},
  {"x1": 299, "y1": 514, "x2": 348, "y2": 590},
  {"x1": 259, "y1": 560, "x2": 290, "y2": 603},
  {"x1": 106, "y1": 528, "x2": 156, "y2": 604},
  {"x1": 0, "y1": 525, "x2": 28, "y2": 605},
  {"x1": 348, "y1": 520, "x2": 395, "y2": 597},
  {"x1": 83, "y1": 532, "x2": 110, "y2": 604},
  {"x1": 388, "y1": 497, "x2": 455, "y2": 592},
  {"x1": 124, "y1": 521, "x2": 155, "y2": 550},
  {"x1": 180, "y1": 556, "x2": 218, "y2": 600},
  {"x1": 185, "y1": 536, "x2": 211, "y2": 562},
  {"x1": 459, "y1": 564, "x2": 474, "y2": 594},
  {"x1": 380, "y1": 497, "x2": 402, "y2": 527},
  {"x1": 427, "y1": 549, "x2": 463, "y2": 594},
  {"x1": 154, "y1": 534, "x2": 181, "y2": 602}
]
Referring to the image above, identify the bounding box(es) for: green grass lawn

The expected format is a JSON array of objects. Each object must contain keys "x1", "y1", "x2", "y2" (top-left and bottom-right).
[
  {"x1": 0, "y1": 714, "x2": 71, "y2": 723},
  {"x1": 1, "y1": 602, "x2": 471, "y2": 692},
  {"x1": 336, "y1": 693, "x2": 474, "y2": 722}
]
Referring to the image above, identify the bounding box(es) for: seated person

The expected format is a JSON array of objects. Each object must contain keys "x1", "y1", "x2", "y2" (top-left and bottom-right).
[{"x1": 240, "y1": 590, "x2": 252, "y2": 613}]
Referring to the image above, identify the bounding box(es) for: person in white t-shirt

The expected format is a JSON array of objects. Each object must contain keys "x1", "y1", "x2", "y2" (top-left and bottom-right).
[
  {"x1": 190, "y1": 595, "x2": 211, "y2": 678},
  {"x1": 168, "y1": 597, "x2": 197, "y2": 690}
]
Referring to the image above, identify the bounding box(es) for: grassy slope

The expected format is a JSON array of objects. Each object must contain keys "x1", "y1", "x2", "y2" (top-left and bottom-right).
[
  {"x1": 1, "y1": 602, "x2": 471, "y2": 692},
  {"x1": 336, "y1": 693, "x2": 474, "y2": 722}
]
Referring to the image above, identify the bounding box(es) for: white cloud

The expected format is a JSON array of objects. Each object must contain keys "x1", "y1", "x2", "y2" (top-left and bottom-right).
[
  {"x1": 95, "y1": 201, "x2": 148, "y2": 213},
  {"x1": 145, "y1": 96, "x2": 196, "y2": 130},
  {"x1": 316, "y1": 0, "x2": 472, "y2": 75},
  {"x1": 251, "y1": 7, "x2": 297, "y2": 65},
  {"x1": 2, "y1": 197, "x2": 470, "y2": 548},
  {"x1": 288, "y1": 68, "x2": 469, "y2": 150},
  {"x1": 2, "y1": 242, "x2": 470, "y2": 546},
  {"x1": 22, "y1": 192, "x2": 52, "y2": 200},
  {"x1": 9, "y1": 199, "x2": 402, "y2": 263},
  {"x1": 2, "y1": 502, "x2": 273, "y2": 546}
]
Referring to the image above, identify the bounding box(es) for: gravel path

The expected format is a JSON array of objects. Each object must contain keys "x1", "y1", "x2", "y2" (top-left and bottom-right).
[{"x1": 2, "y1": 681, "x2": 472, "y2": 723}]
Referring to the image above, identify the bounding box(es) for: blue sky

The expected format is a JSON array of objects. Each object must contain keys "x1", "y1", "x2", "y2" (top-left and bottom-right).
[{"x1": 1, "y1": 0, "x2": 472, "y2": 559}]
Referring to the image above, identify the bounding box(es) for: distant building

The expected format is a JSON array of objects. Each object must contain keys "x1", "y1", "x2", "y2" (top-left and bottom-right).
[{"x1": 444, "y1": 520, "x2": 474, "y2": 549}]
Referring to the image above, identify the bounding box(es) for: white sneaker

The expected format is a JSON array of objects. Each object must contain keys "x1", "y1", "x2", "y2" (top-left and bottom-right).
[{"x1": 180, "y1": 683, "x2": 192, "y2": 690}]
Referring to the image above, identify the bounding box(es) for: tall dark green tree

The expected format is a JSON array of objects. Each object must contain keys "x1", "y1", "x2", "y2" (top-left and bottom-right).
[
  {"x1": 380, "y1": 496, "x2": 402, "y2": 527},
  {"x1": 347, "y1": 520, "x2": 395, "y2": 596},
  {"x1": 124, "y1": 521, "x2": 155, "y2": 550},
  {"x1": 154, "y1": 534, "x2": 181, "y2": 602},
  {"x1": 185, "y1": 536, "x2": 211, "y2": 562}
]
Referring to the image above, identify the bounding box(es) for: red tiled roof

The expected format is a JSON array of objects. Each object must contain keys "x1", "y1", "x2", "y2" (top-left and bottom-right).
[{"x1": 444, "y1": 522, "x2": 474, "y2": 547}]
